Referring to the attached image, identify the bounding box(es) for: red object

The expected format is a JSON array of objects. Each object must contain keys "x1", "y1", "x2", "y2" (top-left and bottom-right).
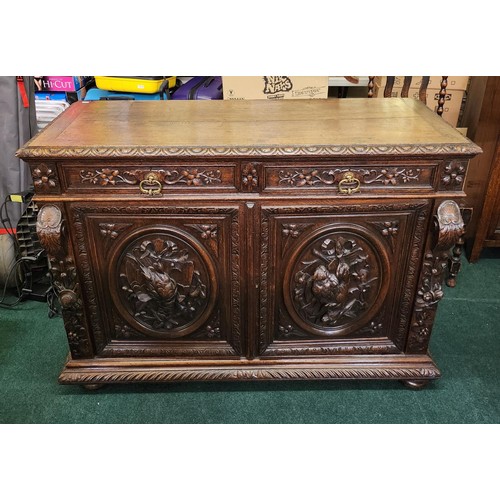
[
  {"x1": 0, "y1": 228, "x2": 16, "y2": 235},
  {"x1": 16, "y1": 76, "x2": 29, "y2": 108}
]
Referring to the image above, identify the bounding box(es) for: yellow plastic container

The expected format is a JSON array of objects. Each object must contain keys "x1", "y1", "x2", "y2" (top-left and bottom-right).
[{"x1": 95, "y1": 76, "x2": 177, "y2": 94}]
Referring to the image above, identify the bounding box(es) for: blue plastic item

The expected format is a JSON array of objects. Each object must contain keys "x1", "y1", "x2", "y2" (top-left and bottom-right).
[{"x1": 84, "y1": 88, "x2": 166, "y2": 101}]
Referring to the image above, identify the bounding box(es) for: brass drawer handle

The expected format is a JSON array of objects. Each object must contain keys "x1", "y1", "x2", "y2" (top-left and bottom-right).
[
  {"x1": 338, "y1": 172, "x2": 360, "y2": 195},
  {"x1": 139, "y1": 173, "x2": 162, "y2": 196}
]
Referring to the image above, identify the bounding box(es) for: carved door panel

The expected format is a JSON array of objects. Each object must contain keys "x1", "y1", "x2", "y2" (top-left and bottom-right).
[
  {"x1": 69, "y1": 203, "x2": 242, "y2": 358},
  {"x1": 258, "y1": 200, "x2": 431, "y2": 357}
]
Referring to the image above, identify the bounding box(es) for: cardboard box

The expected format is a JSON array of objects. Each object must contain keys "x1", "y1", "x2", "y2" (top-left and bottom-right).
[
  {"x1": 222, "y1": 76, "x2": 329, "y2": 100},
  {"x1": 375, "y1": 76, "x2": 469, "y2": 91},
  {"x1": 373, "y1": 84, "x2": 465, "y2": 127},
  {"x1": 33, "y1": 76, "x2": 93, "y2": 92}
]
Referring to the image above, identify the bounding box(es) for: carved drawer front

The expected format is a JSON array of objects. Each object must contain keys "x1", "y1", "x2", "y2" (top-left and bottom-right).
[
  {"x1": 70, "y1": 204, "x2": 242, "y2": 357},
  {"x1": 258, "y1": 200, "x2": 431, "y2": 357},
  {"x1": 62, "y1": 162, "x2": 238, "y2": 194},
  {"x1": 263, "y1": 162, "x2": 436, "y2": 194}
]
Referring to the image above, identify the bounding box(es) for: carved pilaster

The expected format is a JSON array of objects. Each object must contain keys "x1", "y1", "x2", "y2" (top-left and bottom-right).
[
  {"x1": 407, "y1": 200, "x2": 464, "y2": 353},
  {"x1": 36, "y1": 205, "x2": 92, "y2": 358}
]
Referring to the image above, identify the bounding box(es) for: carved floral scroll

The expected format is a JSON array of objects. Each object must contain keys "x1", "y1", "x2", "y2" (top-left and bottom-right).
[{"x1": 407, "y1": 200, "x2": 464, "y2": 353}]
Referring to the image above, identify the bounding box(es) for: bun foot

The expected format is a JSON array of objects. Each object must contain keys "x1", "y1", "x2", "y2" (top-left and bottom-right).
[
  {"x1": 401, "y1": 379, "x2": 430, "y2": 390},
  {"x1": 446, "y1": 277, "x2": 457, "y2": 288},
  {"x1": 83, "y1": 384, "x2": 105, "y2": 391}
]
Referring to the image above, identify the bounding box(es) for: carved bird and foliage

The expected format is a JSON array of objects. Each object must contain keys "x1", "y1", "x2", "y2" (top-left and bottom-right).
[
  {"x1": 293, "y1": 236, "x2": 378, "y2": 327},
  {"x1": 119, "y1": 237, "x2": 207, "y2": 331}
]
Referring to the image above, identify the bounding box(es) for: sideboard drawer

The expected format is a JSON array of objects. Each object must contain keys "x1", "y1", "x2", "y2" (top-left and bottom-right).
[
  {"x1": 263, "y1": 162, "x2": 436, "y2": 194},
  {"x1": 62, "y1": 162, "x2": 238, "y2": 194}
]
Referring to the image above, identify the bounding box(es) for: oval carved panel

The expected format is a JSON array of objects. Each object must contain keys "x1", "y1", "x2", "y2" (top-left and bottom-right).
[
  {"x1": 283, "y1": 224, "x2": 390, "y2": 337},
  {"x1": 109, "y1": 227, "x2": 217, "y2": 338}
]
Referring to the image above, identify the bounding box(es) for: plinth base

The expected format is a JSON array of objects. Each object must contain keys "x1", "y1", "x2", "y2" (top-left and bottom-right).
[{"x1": 59, "y1": 354, "x2": 441, "y2": 389}]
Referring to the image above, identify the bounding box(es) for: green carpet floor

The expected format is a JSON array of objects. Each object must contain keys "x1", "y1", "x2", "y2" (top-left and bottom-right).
[{"x1": 1, "y1": 250, "x2": 499, "y2": 424}]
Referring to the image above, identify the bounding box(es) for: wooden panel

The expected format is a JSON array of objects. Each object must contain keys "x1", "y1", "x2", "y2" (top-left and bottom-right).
[
  {"x1": 470, "y1": 138, "x2": 500, "y2": 259},
  {"x1": 257, "y1": 200, "x2": 430, "y2": 357},
  {"x1": 69, "y1": 203, "x2": 243, "y2": 358}
]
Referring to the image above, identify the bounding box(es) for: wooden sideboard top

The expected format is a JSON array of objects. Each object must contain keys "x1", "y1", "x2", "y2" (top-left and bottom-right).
[{"x1": 18, "y1": 98, "x2": 481, "y2": 159}]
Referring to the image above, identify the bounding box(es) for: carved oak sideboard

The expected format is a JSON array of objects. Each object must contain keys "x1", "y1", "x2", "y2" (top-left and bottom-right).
[{"x1": 17, "y1": 98, "x2": 481, "y2": 389}]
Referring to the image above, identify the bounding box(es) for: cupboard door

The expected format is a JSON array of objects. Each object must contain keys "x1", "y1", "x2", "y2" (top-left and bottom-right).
[
  {"x1": 69, "y1": 203, "x2": 242, "y2": 358},
  {"x1": 257, "y1": 200, "x2": 431, "y2": 357}
]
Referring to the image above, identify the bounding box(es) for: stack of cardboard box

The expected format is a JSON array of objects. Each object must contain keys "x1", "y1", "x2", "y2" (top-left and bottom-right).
[{"x1": 373, "y1": 76, "x2": 470, "y2": 127}]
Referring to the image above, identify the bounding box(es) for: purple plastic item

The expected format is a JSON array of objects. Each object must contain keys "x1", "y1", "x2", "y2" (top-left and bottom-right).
[{"x1": 171, "y1": 76, "x2": 223, "y2": 100}]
